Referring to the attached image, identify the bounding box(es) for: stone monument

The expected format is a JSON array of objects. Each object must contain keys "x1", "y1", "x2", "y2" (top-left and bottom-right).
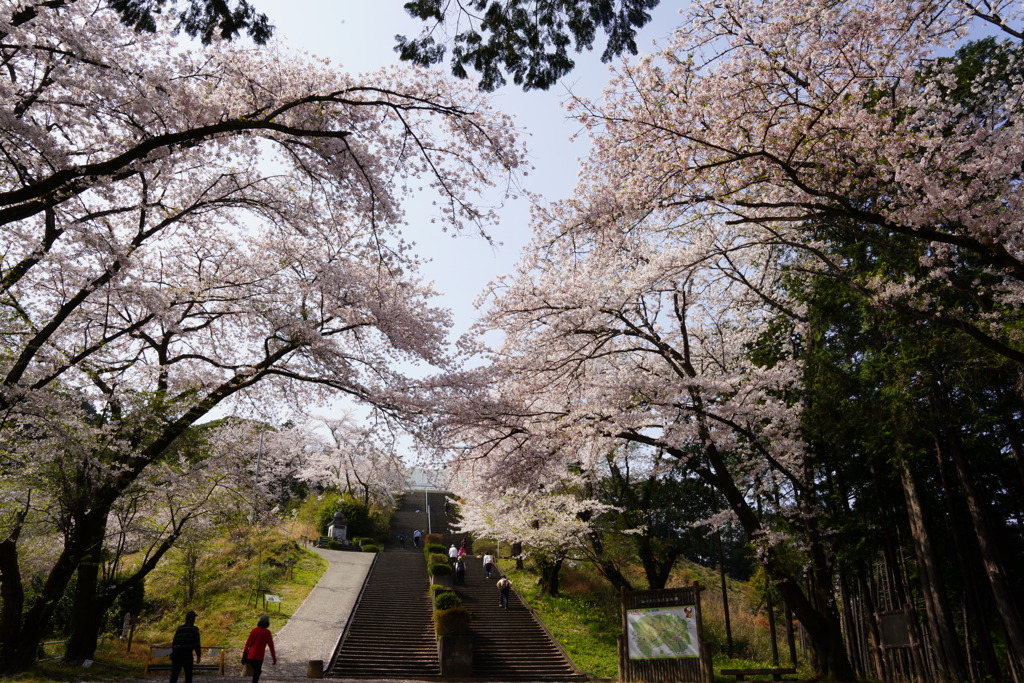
[{"x1": 327, "y1": 511, "x2": 347, "y2": 544}]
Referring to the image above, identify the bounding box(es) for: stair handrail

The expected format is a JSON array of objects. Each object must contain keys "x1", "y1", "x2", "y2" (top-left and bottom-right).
[{"x1": 324, "y1": 550, "x2": 379, "y2": 675}]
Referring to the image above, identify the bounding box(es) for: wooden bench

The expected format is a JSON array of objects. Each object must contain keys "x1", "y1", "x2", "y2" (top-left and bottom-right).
[
  {"x1": 720, "y1": 667, "x2": 797, "y2": 681},
  {"x1": 145, "y1": 645, "x2": 226, "y2": 675}
]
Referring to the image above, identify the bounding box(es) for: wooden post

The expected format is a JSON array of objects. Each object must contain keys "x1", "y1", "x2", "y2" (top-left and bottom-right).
[{"x1": 717, "y1": 532, "x2": 733, "y2": 656}]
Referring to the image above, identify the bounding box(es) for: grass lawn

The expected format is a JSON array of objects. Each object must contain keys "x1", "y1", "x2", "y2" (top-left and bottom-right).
[{"x1": 6, "y1": 541, "x2": 329, "y2": 682}]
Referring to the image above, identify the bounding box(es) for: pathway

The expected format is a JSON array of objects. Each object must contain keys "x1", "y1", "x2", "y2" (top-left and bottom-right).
[{"x1": 261, "y1": 547, "x2": 375, "y2": 680}]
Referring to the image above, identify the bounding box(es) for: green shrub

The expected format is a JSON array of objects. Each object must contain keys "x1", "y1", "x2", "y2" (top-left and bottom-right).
[
  {"x1": 434, "y1": 606, "x2": 471, "y2": 636},
  {"x1": 434, "y1": 590, "x2": 463, "y2": 610},
  {"x1": 310, "y1": 492, "x2": 380, "y2": 539},
  {"x1": 472, "y1": 538, "x2": 497, "y2": 556},
  {"x1": 430, "y1": 562, "x2": 453, "y2": 576},
  {"x1": 425, "y1": 543, "x2": 446, "y2": 555},
  {"x1": 429, "y1": 553, "x2": 448, "y2": 565},
  {"x1": 430, "y1": 584, "x2": 449, "y2": 597},
  {"x1": 361, "y1": 544, "x2": 381, "y2": 553}
]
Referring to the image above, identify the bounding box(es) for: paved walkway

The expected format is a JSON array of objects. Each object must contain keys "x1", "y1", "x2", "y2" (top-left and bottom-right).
[
  {"x1": 105, "y1": 547, "x2": 377, "y2": 683},
  {"x1": 263, "y1": 547, "x2": 376, "y2": 680}
]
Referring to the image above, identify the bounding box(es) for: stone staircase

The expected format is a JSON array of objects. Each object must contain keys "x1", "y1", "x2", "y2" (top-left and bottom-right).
[
  {"x1": 455, "y1": 552, "x2": 584, "y2": 680},
  {"x1": 326, "y1": 493, "x2": 439, "y2": 679},
  {"x1": 328, "y1": 490, "x2": 585, "y2": 681}
]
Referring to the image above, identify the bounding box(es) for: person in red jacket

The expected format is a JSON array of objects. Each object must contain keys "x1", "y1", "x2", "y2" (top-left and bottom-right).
[{"x1": 242, "y1": 614, "x2": 276, "y2": 683}]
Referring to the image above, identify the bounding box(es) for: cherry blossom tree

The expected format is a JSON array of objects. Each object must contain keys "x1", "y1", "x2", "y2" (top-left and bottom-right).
[
  {"x1": 431, "y1": 1, "x2": 1024, "y2": 678},
  {"x1": 437, "y1": 209, "x2": 856, "y2": 673},
  {"x1": 0, "y1": 0, "x2": 522, "y2": 671},
  {"x1": 450, "y1": 469, "x2": 616, "y2": 595},
  {"x1": 253, "y1": 416, "x2": 409, "y2": 510},
  {"x1": 568, "y1": 0, "x2": 1024, "y2": 363}
]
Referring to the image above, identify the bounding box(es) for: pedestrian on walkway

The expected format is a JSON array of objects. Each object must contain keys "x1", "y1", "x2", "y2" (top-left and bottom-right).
[
  {"x1": 448, "y1": 544, "x2": 458, "y2": 566},
  {"x1": 242, "y1": 614, "x2": 277, "y2": 683},
  {"x1": 397, "y1": 533, "x2": 406, "y2": 548},
  {"x1": 412, "y1": 529, "x2": 421, "y2": 548},
  {"x1": 169, "y1": 610, "x2": 201, "y2": 683},
  {"x1": 482, "y1": 552, "x2": 495, "y2": 579},
  {"x1": 497, "y1": 576, "x2": 512, "y2": 609}
]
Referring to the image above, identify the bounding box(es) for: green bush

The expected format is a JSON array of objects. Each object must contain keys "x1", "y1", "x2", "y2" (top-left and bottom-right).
[
  {"x1": 425, "y1": 543, "x2": 446, "y2": 555},
  {"x1": 310, "y1": 492, "x2": 379, "y2": 539},
  {"x1": 430, "y1": 584, "x2": 448, "y2": 597},
  {"x1": 472, "y1": 538, "x2": 498, "y2": 556},
  {"x1": 429, "y1": 553, "x2": 449, "y2": 565},
  {"x1": 361, "y1": 544, "x2": 381, "y2": 553},
  {"x1": 434, "y1": 590, "x2": 463, "y2": 610},
  {"x1": 434, "y1": 606, "x2": 471, "y2": 636},
  {"x1": 429, "y1": 562, "x2": 453, "y2": 576}
]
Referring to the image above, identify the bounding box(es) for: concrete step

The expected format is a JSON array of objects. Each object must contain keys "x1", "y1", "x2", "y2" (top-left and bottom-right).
[{"x1": 328, "y1": 490, "x2": 586, "y2": 680}]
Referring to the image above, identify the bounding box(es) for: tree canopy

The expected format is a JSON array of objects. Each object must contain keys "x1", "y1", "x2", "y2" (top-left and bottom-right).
[
  {"x1": 79, "y1": 0, "x2": 664, "y2": 90},
  {"x1": 396, "y1": 0, "x2": 662, "y2": 90},
  {"x1": 425, "y1": 0, "x2": 1024, "y2": 680},
  {"x1": 0, "y1": 0, "x2": 522, "y2": 671}
]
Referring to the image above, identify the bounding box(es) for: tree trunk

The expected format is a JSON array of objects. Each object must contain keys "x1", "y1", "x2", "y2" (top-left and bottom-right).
[
  {"x1": 64, "y1": 509, "x2": 110, "y2": 662},
  {"x1": 931, "y1": 388, "x2": 1024, "y2": 674},
  {"x1": 537, "y1": 558, "x2": 563, "y2": 596},
  {"x1": 641, "y1": 430, "x2": 858, "y2": 680},
  {"x1": 857, "y1": 574, "x2": 887, "y2": 681},
  {"x1": 635, "y1": 534, "x2": 676, "y2": 590},
  {"x1": 896, "y1": 453, "x2": 966, "y2": 682},
  {"x1": 717, "y1": 533, "x2": 733, "y2": 656},
  {"x1": 0, "y1": 534, "x2": 27, "y2": 673},
  {"x1": 770, "y1": 572, "x2": 852, "y2": 679},
  {"x1": 65, "y1": 561, "x2": 104, "y2": 662},
  {"x1": 585, "y1": 530, "x2": 634, "y2": 591},
  {"x1": 0, "y1": 535, "x2": 85, "y2": 674},
  {"x1": 593, "y1": 557, "x2": 633, "y2": 591}
]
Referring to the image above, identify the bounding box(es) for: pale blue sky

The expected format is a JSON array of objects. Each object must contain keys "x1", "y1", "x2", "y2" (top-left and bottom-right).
[{"x1": 255, "y1": 1, "x2": 685, "y2": 337}]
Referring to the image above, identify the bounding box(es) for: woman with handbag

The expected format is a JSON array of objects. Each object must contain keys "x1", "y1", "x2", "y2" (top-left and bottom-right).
[{"x1": 241, "y1": 614, "x2": 276, "y2": 683}]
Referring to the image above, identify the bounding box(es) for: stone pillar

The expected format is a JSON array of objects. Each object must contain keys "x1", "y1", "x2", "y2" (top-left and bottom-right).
[
  {"x1": 438, "y1": 635, "x2": 473, "y2": 677},
  {"x1": 327, "y1": 511, "x2": 347, "y2": 544}
]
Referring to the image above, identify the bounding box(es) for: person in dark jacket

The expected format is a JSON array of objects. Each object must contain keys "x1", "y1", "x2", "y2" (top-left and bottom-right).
[
  {"x1": 169, "y1": 610, "x2": 201, "y2": 683},
  {"x1": 454, "y1": 557, "x2": 466, "y2": 585},
  {"x1": 242, "y1": 614, "x2": 277, "y2": 683}
]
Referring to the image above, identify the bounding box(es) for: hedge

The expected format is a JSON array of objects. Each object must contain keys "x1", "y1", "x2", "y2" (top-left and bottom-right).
[
  {"x1": 434, "y1": 606, "x2": 471, "y2": 636},
  {"x1": 434, "y1": 590, "x2": 463, "y2": 610}
]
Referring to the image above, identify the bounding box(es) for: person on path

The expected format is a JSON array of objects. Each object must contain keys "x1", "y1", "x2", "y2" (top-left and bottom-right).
[
  {"x1": 412, "y1": 529, "x2": 421, "y2": 548},
  {"x1": 497, "y1": 576, "x2": 512, "y2": 610},
  {"x1": 169, "y1": 610, "x2": 201, "y2": 683},
  {"x1": 482, "y1": 552, "x2": 495, "y2": 579},
  {"x1": 397, "y1": 533, "x2": 406, "y2": 549},
  {"x1": 448, "y1": 544, "x2": 458, "y2": 566},
  {"x1": 454, "y1": 558, "x2": 466, "y2": 585},
  {"x1": 242, "y1": 614, "x2": 277, "y2": 683}
]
